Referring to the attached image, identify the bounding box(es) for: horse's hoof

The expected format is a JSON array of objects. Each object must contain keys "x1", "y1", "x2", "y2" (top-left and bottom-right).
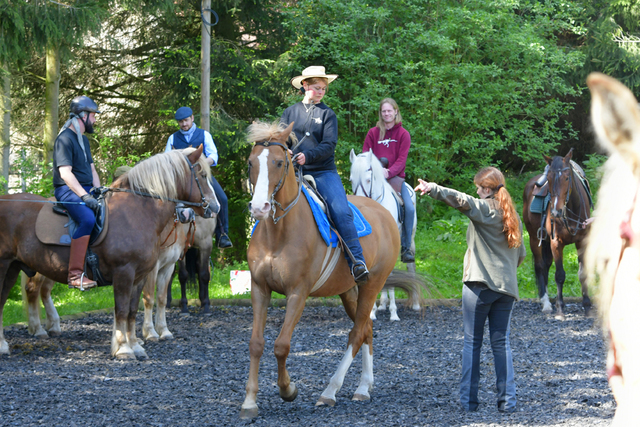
[
  {"x1": 315, "y1": 396, "x2": 336, "y2": 407},
  {"x1": 48, "y1": 329, "x2": 61, "y2": 337},
  {"x1": 280, "y1": 384, "x2": 298, "y2": 402},
  {"x1": 135, "y1": 351, "x2": 149, "y2": 360},
  {"x1": 160, "y1": 332, "x2": 174, "y2": 341},
  {"x1": 239, "y1": 406, "x2": 258, "y2": 419},
  {"x1": 0, "y1": 341, "x2": 10, "y2": 355},
  {"x1": 144, "y1": 335, "x2": 159, "y2": 343},
  {"x1": 554, "y1": 314, "x2": 566, "y2": 321},
  {"x1": 370, "y1": 313, "x2": 377, "y2": 320},
  {"x1": 34, "y1": 331, "x2": 49, "y2": 339},
  {"x1": 202, "y1": 306, "x2": 212, "y2": 315},
  {"x1": 411, "y1": 304, "x2": 421, "y2": 311},
  {"x1": 390, "y1": 314, "x2": 400, "y2": 322},
  {"x1": 180, "y1": 312, "x2": 190, "y2": 317},
  {"x1": 352, "y1": 393, "x2": 370, "y2": 401},
  {"x1": 115, "y1": 352, "x2": 136, "y2": 360}
]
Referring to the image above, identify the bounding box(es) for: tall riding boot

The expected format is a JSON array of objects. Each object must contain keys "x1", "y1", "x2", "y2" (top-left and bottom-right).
[{"x1": 68, "y1": 235, "x2": 97, "y2": 290}]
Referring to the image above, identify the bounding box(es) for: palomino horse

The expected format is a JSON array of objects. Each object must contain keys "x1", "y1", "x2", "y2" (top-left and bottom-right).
[
  {"x1": 349, "y1": 149, "x2": 420, "y2": 321},
  {"x1": 586, "y1": 72, "x2": 640, "y2": 426},
  {"x1": 522, "y1": 149, "x2": 592, "y2": 320},
  {"x1": 0, "y1": 146, "x2": 216, "y2": 358},
  {"x1": 166, "y1": 215, "x2": 217, "y2": 315},
  {"x1": 240, "y1": 121, "x2": 426, "y2": 419}
]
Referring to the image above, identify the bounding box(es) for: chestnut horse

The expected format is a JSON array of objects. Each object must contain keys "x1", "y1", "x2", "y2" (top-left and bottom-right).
[
  {"x1": 522, "y1": 150, "x2": 592, "y2": 320},
  {"x1": 0, "y1": 146, "x2": 216, "y2": 359},
  {"x1": 240, "y1": 121, "x2": 426, "y2": 419},
  {"x1": 586, "y1": 73, "x2": 640, "y2": 426}
]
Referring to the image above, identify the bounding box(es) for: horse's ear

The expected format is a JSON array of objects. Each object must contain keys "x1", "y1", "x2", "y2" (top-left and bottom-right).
[
  {"x1": 188, "y1": 144, "x2": 204, "y2": 165},
  {"x1": 543, "y1": 154, "x2": 552, "y2": 165},
  {"x1": 280, "y1": 122, "x2": 295, "y2": 144},
  {"x1": 350, "y1": 149, "x2": 356, "y2": 163},
  {"x1": 565, "y1": 148, "x2": 574, "y2": 162}
]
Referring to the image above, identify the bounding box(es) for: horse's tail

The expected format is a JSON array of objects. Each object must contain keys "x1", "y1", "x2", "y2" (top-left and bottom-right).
[
  {"x1": 383, "y1": 269, "x2": 438, "y2": 309},
  {"x1": 184, "y1": 247, "x2": 199, "y2": 290}
]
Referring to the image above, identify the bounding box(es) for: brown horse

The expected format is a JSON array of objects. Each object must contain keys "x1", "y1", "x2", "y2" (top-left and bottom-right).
[
  {"x1": 586, "y1": 73, "x2": 640, "y2": 426},
  {"x1": 240, "y1": 121, "x2": 425, "y2": 419},
  {"x1": 522, "y1": 149, "x2": 592, "y2": 320},
  {"x1": 0, "y1": 146, "x2": 216, "y2": 359}
]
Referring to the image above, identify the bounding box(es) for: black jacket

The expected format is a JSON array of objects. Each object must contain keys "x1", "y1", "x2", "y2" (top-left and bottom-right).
[{"x1": 281, "y1": 101, "x2": 338, "y2": 172}]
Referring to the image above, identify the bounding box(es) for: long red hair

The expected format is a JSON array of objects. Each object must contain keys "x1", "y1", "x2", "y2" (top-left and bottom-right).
[{"x1": 474, "y1": 167, "x2": 522, "y2": 248}]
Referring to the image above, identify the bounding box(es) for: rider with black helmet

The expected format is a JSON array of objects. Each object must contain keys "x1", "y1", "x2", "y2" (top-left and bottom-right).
[{"x1": 53, "y1": 95, "x2": 102, "y2": 290}]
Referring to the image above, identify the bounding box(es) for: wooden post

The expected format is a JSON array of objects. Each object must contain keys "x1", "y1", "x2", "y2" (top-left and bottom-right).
[
  {"x1": 0, "y1": 65, "x2": 10, "y2": 193},
  {"x1": 44, "y1": 44, "x2": 60, "y2": 166},
  {"x1": 200, "y1": 0, "x2": 211, "y2": 132}
]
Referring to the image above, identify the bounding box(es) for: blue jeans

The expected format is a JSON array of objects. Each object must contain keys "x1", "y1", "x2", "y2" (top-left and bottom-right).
[
  {"x1": 307, "y1": 169, "x2": 365, "y2": 268},
  {"x1": 460, "y1": 282, "x2": 516, "y2": 412},
  {"x1": 400, "y1": 183, "x2": 415, "y2": 249},
  {"x1": 210, "y1": 176, "x2": 229, "y2": 239},
  {"x1": 54, "y1": 185, "x2": 96, "y2": 238}
]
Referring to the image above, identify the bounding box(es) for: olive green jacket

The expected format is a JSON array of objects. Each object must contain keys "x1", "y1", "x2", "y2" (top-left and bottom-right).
[{"x1": 428, "y1": 184, "x2": 526, "y2": 299}]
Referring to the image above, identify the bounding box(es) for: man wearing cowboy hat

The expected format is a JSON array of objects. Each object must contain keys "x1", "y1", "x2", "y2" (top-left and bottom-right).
[
  {"x1": 281, "y1": 66, "x2": 369, "y2": 283},
  {"x1": 165, "y1": 106, "x2": 233, "y2": 249}
]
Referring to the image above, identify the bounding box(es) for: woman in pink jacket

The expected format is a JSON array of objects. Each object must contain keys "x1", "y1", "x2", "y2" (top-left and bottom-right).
[{"x1": 363, "y1": 98, "x2": 415, "y2": 262}]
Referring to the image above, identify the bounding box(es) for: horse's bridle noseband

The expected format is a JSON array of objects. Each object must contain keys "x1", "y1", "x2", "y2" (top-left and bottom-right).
[
  {"x1": 549, "y1": 162, "x2": 589, "y2": 236},
  {"x1": 249, "y1": 141, "x2": 302, "y2": 224}
]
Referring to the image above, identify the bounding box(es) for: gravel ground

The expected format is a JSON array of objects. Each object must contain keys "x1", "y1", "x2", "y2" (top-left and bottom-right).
[{"x1": 0, "y1": 300, "x2": 614, "y2": 426}]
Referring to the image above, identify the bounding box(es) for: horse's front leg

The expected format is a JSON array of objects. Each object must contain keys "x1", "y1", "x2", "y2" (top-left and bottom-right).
[
  {"x1": 1, "y1": 262, "x2": 23, "y2": 355},
  {"x1": 552, "y1": 242, "x2": 567, "y2": 320},
  {"x1": 23, "y1": 273, "x2": 47, "y2": 338},
  {"x1": 275, "y1": 293, "x2": 307, "y2": 402},
  {"x1": 240, "y1": 284, "x2": 272, "y2": 419},
  {"x1": 40, "y1": 275, "x2": 60, "y2": 335},
  {"x1": 378, "y1": 289, "x2": 388, "y2": 311},
  {"x1": 198, "y1": 248, "x2": 212, "y2": 314},
  {"x1": 388, "y1": 287, "x2": 400, "y2": 321},
  {"x1": 142, "y1": 265, "x2": 160, "y2": 342},
  {"x1": 576, "y1": 241, "x2": 592, "y2": 316},
  {"x1": 128, "y1": 279, "x2": 148, "y2": 360},
  {"x1": 406, "y1": 262, "x2": 421, "y2": 311},
  {"x1": 111, "y1": 268, "x2": 137, "y2": 359},
  {"x1": 154, "y1": 263, "x2": 175, "y2": 340},
  {"x1": 177, "y1": 259, "x2": 189, "y2": 315},
  {"x1": 532, "y1": 238, "x2": 553, "y2": 314}
]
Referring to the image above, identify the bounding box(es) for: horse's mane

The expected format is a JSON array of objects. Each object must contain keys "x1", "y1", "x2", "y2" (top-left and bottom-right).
[
  {"x1": 113, "y1": 147, "x2": 211, "y2": 201},
  {"x1": 351, "y1": 151, "x2": 390, "y2": 191},
  {"x1": 246, "y1": 120, "x2": 298, "y2": 148}
]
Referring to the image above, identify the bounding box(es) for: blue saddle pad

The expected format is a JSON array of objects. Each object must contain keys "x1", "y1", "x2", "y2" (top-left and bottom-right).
[{"x1": 251, "y1": 187, "x2": 372, "y2": 247}]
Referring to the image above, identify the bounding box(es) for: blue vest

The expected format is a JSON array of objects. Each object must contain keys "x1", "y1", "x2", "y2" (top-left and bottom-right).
[{"x1": 172, "y1": 127, "x2": 205, "y2": 150}]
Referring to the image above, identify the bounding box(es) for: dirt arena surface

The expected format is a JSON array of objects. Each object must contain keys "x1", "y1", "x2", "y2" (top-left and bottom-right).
[{"x1": 0, "y1": 300, "x2": 614, "y2": 426}]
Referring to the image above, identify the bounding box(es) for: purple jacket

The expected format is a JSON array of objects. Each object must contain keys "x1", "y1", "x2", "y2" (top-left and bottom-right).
[{"x1": 362, "y1": 122, "x2": 411, "y2": 179}]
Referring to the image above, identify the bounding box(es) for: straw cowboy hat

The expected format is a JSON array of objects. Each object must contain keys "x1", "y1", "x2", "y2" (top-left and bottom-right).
[{"x1": 290, "y1": 66, "x2": 338, "y2": 89}]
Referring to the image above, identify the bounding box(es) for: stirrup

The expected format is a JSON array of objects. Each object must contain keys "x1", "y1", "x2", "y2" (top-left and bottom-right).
[
  {"x1": 351, "y1": 262, "x2": 369, "y2": 284},
  {"x1": 68, "y1": 272, "x2": 97, "y2": 291}
]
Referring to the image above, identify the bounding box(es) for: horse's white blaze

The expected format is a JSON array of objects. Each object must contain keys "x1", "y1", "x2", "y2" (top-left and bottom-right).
[
  {"x1": 319, "y1": 344, "x2": 355, "y2": 403},
  {"x1": 353, "y1": 343, "x2": 374, "y2": 399},
  {"x1": 250, "y1": 150, "x2": 271, "y2": 218}
]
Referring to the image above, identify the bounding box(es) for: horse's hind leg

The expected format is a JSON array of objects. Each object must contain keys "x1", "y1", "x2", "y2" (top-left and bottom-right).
[
  {"x1": 388, "y1": 287, "x2": 400, "y2": 321},
  {"x1": 23, "y1": 273, "x2": 47, "y2": 338},
  {"x1": 197, "y1": 248, "x2": 212, "y2": 315},
  {"x1": 142, "y1": 266, "x2": 160, "y2": 342},
  {"x1": 406, "y1": 262, "x2": 421, "y2": 311},
  {"x1": 240, "y1": 285, "x2": 272, "y2": 419},
  {"x1": 378, "y1": 289, "x2": 388, "y2": 311},
  {"x1": 39, "y1": 275, "x2": 60, "y2": 335},
  {"x1": 0, "y1": 262, "x2": 22, "y2": 355},
  {"x1": 177, "y1": 259, "x2": 189, "y2": 315},
  {"x1": 128, "y1": 280, "x2": 148, "y2": 360},
  {"x1": 552, "y1": 242, "x2": 567, "y2": 320}
]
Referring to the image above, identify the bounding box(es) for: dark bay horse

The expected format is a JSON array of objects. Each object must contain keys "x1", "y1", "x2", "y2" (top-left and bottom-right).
[
  {"x1": 240, "y1": 121, "x2": 426, "y2": 419},
  {"x1": 522, "y1": 149, "x2": 592, "y2": 320},
  {"x1": 0, "y1": 146, "x2": 216, "y2": 358}
]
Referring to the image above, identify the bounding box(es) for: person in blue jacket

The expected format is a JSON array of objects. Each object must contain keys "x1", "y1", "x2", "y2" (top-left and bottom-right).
[{"x1": 165, "y1": 107, "x2": 232, "y2": 249}]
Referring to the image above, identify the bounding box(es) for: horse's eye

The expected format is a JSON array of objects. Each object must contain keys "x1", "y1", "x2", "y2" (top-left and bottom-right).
[{"x1": 277, "y1": 160, "x2": 284, "y2": 168}]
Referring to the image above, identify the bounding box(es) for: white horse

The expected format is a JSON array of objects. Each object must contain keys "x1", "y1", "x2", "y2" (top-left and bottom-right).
[{"x1": 350, "y1": 149, "x2": 420, "y2": 321}]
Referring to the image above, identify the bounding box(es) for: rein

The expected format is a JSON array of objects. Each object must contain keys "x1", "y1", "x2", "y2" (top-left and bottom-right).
[{"x1": 250, "y1": 141, "x2": 303, "y2": 224}]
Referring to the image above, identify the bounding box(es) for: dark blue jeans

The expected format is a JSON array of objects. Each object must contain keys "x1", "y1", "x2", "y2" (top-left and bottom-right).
[
  {"x1": 307, "y1": 169, "x2": 365, "y2": 268},
  {"x1": 400, "y1": 183, "x2": 415, "y2": 249},
  {"x1": 54, "y1": 185, "x2": 96, "y2": 238},
  {"x1": 460, "y1": 282, "x2": 516, "y2": 412},
  {"x1": 210, "y1": 176, "x2": 229, "y2": 239}
]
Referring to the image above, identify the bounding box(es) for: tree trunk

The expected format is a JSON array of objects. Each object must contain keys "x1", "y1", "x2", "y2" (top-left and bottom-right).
[
  {"x1": 0, "y1": 64, "x2": 10, "y2": 193},
  {"x1": 44, "y1": 43, "x2": 60, "y2": 166},
  {"x1": 200, "y1": 0, "x2": 211, "y2": 132}
]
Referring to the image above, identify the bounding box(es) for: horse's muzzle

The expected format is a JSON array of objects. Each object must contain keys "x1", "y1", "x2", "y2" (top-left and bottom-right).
[{"x1": 248, "y1": 202, "x2": 270, "y2": 220}]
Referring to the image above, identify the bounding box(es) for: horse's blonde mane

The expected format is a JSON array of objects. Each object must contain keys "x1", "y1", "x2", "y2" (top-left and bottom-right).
[
  {"x1": 118, "y1": 147, "x2": 211, "y2": 201},
  {"x1": 351, "y1": 151, "x2": 391, "y2": 192},
  {"x1": 246, "y1": 120, "x2": 298, "y2": 147}
]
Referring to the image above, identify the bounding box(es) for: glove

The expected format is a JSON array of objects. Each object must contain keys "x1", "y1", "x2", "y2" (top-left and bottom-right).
[
  {"x1": 81, "y1": 194, "x2": 100, "y2": 212},
  {"x1": 91, "y1": 186, "x2": 108, "y2": 197}
]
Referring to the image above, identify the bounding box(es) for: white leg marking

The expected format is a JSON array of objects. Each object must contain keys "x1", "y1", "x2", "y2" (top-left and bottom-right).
[
  {"x1": 370, "y1": 303, "x2": 378, "y2": 320},
  {"x1": 318, "y1": 344, "x2": 356, "y2": 405},
  {"x1": 541, "y1": 293, "x2": 553, "y2": 314},
  {"x1": 353, "y1": 343, "x2": 374, "y2": 400},
  {"x1": 378, "y1": 290, "x2": 388, "y2": 311},
  {"x1": 389, "y1": 287, "x2": 400, "y2": 321}
]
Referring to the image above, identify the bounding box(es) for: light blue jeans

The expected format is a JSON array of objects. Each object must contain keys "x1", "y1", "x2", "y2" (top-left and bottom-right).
[{"x1": 460, "y1": 282, "x2": 516, "y2": 412}]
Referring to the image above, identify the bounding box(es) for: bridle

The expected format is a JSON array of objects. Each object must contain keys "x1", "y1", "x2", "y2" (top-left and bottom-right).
[
  {"x1": 248, "y1": 141, "x2": 302, "y2": 224},
  {"x1": 549, "y1": 162, "x2": 590, "y2": 236}
]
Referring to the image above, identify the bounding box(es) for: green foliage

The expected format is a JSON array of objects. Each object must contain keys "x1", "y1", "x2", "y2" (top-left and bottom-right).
[
  {"x1": 12, "y1": 149, "x2": 53, "y2": 196},
  {"x1": 281, "y1": 0, "x2": 585, "y2": 188},
  {"x1": 432, "y1": 215, "x2": 469, "y2": 243}
]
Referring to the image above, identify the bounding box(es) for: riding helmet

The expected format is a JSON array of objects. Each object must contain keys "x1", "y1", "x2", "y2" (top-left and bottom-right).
[{"x1": 70, "y1": 96, "x2": 101, "y2": 116}]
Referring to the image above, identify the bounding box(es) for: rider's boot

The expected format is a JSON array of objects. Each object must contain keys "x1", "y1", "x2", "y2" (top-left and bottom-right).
[
  {"x1": 67, "y1": 235, "x2": 97, "y2": 291},
  {"x1": 401, "y1": 246, "x2": 415, "y2": 263}
]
